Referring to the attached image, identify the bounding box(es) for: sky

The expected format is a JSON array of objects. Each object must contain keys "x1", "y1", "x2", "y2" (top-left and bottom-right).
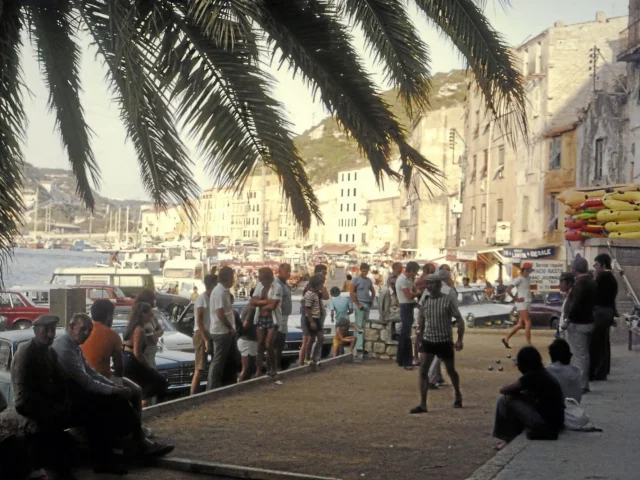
[{"x1": 21, "y1": 0, "x2": 626, "y2": 201}]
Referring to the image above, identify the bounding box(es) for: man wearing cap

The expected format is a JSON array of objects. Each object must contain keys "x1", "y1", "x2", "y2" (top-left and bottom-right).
[{"x1": 502, "y1": 263, "x2": 534, "y2": 349}]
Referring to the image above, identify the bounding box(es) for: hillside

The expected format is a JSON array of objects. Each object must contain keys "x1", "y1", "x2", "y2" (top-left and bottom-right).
[{"x1": 296, "y1": 70, "x2": 468, "y2": 186}]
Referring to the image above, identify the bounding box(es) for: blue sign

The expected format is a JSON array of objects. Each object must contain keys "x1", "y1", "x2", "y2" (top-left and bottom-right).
[{"x1": 503, "y1": 246, "x2": 557, "y2": 260}]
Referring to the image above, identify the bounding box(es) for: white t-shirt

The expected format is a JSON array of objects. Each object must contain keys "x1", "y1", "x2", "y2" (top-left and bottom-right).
[
  {"x1": 252, "y1": 281, "x2": 283, "y2": 325},
  {"x1": 193, "y1": 292, "x2": 211, "y2": 334},
  {"x1": 395, "y1": 273, "x2": 414, "y2": 305},
  {"x1": 209, "y1": 283, "x2": 235, "y2": 334},
  {"x1": 510, "y1": 275, "x2": 531, "y2": 311}
]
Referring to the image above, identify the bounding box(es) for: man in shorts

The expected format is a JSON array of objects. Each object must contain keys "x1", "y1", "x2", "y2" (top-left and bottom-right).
[
  {"x1": 299, "y1": 265, "x2": 330, "y2": 365},
  {"x1": 238, "y1": 291, "x2": 258, "y2": 382},
  {"x1": 251, "y1": 267, "x2": 282, "y2": 376},
  {"x1": 411, "y1": 274, "x2": 465, "y2": 414},
  {"x1": 303, "y1": 275, "x2": 325, "y2": 366},
  {"x1": 502, "y1": 263, "x2": 534, "y2": 349},
  {"x1": 191, "y1": 274, "x2": 217, "y2": 394}
]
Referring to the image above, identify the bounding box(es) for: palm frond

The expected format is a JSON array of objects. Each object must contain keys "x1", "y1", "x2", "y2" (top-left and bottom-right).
[
  {"x1": 413, "y1": 0, "x2": 527, "y2": 140},
  {"x1": 76, "y1": 0, "x2": 200, "y2": 216},
  {"x1": 26, "y1": 1, "x2": 99, "y2": 209},
  {"x1": 0, "y1": 1, "x2": 26, "y2": 283},
  {"x1": 336, "y1": 0, "x2": 432, "y2": 117}
]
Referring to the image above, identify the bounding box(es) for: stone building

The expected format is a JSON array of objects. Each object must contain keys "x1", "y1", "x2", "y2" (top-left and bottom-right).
[{"x1": 458, "y1": 12, "x2": 627, "y2": 282}]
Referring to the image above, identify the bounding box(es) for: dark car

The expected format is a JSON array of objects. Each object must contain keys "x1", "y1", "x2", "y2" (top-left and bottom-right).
[
  {"x1": 529, "y1": 291, "x2": 564, "y2": 330},
  {"x1": 155, "y1": 292, "x2": 190, "y2": 319},
  {"x1": 0, "y1": 327, "x2": 199, "y2": 405}
]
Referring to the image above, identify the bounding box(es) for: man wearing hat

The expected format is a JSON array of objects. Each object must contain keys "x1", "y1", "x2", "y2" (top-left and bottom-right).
[
  {"x1": 11, "y1": 314, "x2": 76, "y2": 478},
  {"x1": 502, "y1": 262, "x2": 534, "y2": 349}
]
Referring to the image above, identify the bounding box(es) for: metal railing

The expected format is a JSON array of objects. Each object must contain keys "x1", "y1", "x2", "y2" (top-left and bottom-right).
[{"x1": 619, "y1": 19, "x2": 640, "y2": 58}]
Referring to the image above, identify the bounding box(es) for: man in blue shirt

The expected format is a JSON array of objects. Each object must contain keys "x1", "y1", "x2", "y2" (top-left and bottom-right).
[{"x1": 350, "y1": 263, "x2": 376, "y2": 359}]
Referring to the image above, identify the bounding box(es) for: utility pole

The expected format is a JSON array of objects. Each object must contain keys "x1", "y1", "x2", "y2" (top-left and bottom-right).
[
  {"x1": 589, "y1": 46, "x2": 600, "y2": 93},
  {"x1": 117, "y1": 207, "x2": 122, "y2": 243},
  {"x1": 105, "y1": 204, "x2": 110, "y2": 240},
  {"x1": 125, "y1": 206, "x2": 130, "y2": 244},
  {"x1": 89, "y1": 213, "x2": 93, "y2": 239},
  {"x1": 33, "y1": 188, "x2": 39, "y2": 238},
  {"x1": 259, "y1": 163, "x2": 266, "y2": 262}
]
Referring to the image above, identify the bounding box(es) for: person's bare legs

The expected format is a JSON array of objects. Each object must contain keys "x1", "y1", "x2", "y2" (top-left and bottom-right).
[
  {"x1": 520, "y1": 310, "x2": 532, "y2": 345},
  {"x1": 412, "y1": 352, "x2": 435, "y2": 413},
  {"x1": 347, "y1": 337, "x2": 356, "y2": 353},
  {"x1": 266, "y1": 329, "x2": 278, "y2": 376},
  {"x1": 442, "y1": 357, "x2": 462, "y2": 406},
  {"x1": 311, "y1": 332, "x2": 325, "y2": 363},
  {"x1": 239, "y1": 355, "x2": 250, "y2": 381},
  {"x1": 190, "y1": 369, "x2": 204, "y2": 395},
  {"x1": 504, "y1": 317, "x2": 524, "y2": 344},
  {"x1": 299, "y1": 334, "x2": 310, "y2": 365},
  {"x1": 256, "y1": 328, "x2": 267, "y2": 376}
]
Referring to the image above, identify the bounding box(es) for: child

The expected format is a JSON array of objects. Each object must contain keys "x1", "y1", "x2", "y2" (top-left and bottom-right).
[{"x1": 329, "y1": 286, "x2": 360, "y2": 356}]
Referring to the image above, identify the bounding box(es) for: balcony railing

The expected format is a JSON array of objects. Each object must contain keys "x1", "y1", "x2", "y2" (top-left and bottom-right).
[{"x1": 618, "y1": 19, "x2": 640, "y2": 62}]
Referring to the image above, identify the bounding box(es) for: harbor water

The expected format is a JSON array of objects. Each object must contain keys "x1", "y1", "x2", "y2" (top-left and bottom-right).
[{"x1": 1, "y1": 248, "x2": 105, "y2": 287}]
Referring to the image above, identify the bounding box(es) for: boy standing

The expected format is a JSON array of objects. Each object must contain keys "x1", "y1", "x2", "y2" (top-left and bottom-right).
[{"x1": 329, "y1": 287, "x2": 359, "y2": 356}]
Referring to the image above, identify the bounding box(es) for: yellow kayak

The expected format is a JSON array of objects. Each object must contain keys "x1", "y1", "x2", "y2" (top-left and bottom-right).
[
  {"x1": 610, "y1": 191, "x2": 640, "y2": 203},
  {"x1": 604, "y1": 221, "x2": 640, "y2": 233},
  {"x1": 609, "y1": 231, "x2": 640, "y2": 239},
  {"x1": 559, "y1": 184, "x2": 640, "y2": 205},
  {"x1": 598, "y1": 209, "x2": 640, "y2": 222},
  {"x1": 602, "y1": 193, "x2": 640, "y2": 211}
]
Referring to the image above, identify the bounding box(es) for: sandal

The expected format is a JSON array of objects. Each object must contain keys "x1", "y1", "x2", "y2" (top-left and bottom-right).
[
  {"x1": 410, "y1": 405, "x2": 428, "y2": 414},
  {"x1": 501, "y1": 338, "x2": 511, "y2": 349},
  {"x1": 494, "y1": 441, "x2": 507, "y2": 451}
]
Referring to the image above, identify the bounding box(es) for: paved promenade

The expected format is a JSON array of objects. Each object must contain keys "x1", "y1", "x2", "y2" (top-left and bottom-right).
[{"x1": 469, "y1": 344, "x2": 640, "y2": 480}]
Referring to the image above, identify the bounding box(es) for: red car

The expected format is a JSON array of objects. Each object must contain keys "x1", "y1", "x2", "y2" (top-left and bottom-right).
[
  {"x1": 0, "y1": 291, "x2": 49, "y2": 330},
  {"x1": 82, "y1": 285, "x2": 135, "y2": 307},
  {"x1": 529, "y1": 291, "x2": 564, "y2": 330}
]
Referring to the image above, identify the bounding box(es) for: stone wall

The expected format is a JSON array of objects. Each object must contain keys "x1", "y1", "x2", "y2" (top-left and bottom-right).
[{"x1": 364, "y1": 318, "x2": 399, "y2": 360}]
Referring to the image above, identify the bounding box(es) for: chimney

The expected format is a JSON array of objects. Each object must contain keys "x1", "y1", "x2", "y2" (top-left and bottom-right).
[
  {"x1": 554, "y1": 20, "x2": 565, "y2": 27},
  {"x1": 596, "y1": 11, "x2": 607, "y2": 23}
]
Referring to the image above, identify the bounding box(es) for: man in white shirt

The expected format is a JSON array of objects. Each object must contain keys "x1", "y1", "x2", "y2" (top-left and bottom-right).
[
  {"x1": 207, "y1": 267, "x2": 236, "y2": 390},
  {"x1": 251, "y1": 267, "x2": 282, "y2": 377},
  {"x1": 396, "y1": 261, "x2": 419, "y2": 369},
  {"x1": 191, "y1": 274, "x2": 217, "y2": 395},
  {"x1": 502, "y1": 262, "x2": 534, "y2": 349}
]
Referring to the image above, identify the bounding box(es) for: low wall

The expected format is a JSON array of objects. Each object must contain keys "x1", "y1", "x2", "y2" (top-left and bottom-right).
[{"x1": 364, "y1": 318, "x2": 405, "y2": 359}]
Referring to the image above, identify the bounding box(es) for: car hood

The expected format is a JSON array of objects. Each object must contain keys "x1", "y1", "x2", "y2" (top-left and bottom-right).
[
  {"x1": 459, "y1": 303, "x2": 514, "y2": 317},
  {"x1": 155, "y1": 348, "x2": 195, "y2": 368},
  {"x1": 160, "y1": 330, "x2": 194, "y2": 351}
]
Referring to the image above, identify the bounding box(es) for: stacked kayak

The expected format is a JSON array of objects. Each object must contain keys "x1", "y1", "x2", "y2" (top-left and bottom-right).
[{"x1": 558, "y1": 184, "x2": 640, "y2": 240}]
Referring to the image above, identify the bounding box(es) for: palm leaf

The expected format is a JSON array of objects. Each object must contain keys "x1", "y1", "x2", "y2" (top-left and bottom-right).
[
  {"x1": 26, "y1": 1, "x2": 99, "y2": 209},
  {"x1": 76, "y1": 0, "x2": 200, "y2": 216},
  {"x1": 0, "y1": 0, "x2": 26, "y2": 283},
  {"x1": 336, "y1": 0, "x2": 432, "y2": 117},
  {"x1": 413, "y1": 0, "x2": 527, "y2": 140}
]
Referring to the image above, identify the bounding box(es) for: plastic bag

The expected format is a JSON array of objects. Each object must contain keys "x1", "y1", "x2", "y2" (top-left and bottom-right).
[{"x1": 564, "y1": 398, "x2": 602, "y2": 432}]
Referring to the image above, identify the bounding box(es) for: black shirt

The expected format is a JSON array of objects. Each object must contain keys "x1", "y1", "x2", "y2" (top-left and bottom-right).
[
  {"x1": 567, "y1": 275, "x2": 597, "y2": 324},
  {"x1": 519, "y1": 368, "x2": 565, "y2": 428},
  {"x1": 595, "y1": 271, "x2": 618, "y2": 309}
]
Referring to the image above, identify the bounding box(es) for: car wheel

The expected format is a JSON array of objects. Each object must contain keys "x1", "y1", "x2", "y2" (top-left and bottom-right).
[
  {"x1": 550, "y1": 317, "x2": 560, "y2": 331},
  {"x1": 13, "y1": 320, "x2": 31, "y2": 330},
  {"x1": 280, "y1": 358, "x2": 293, "y2": 371}
]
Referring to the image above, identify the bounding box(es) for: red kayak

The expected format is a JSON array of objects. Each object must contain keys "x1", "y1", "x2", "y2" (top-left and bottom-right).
[
  {"x1": 565, "y1": 229, "x2": 583, "y2": 241},
  {"x1": 580, "y1": 199, "x2": 604, "y2": 209},
  {"x1": 564, "y1": 217, "x2": 585, "y2": 229},
  {"x1": 583, "y1": 224, "x2": 605, "y2": 234}
]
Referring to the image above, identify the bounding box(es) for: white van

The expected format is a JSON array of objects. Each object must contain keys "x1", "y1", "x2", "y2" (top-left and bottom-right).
[{"x1": 50, "y1": 267, "x2": 154, "y2": 298}]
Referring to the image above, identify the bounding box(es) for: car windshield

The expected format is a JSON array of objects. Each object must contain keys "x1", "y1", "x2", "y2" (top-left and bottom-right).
[
  {"x1": 112, "y1": 308, "x2": 176, "y2": 332},
  {"x1": 547, "y1": 291, "x2": 564, "y2": 303},
  {"x1": 458, "y1": 290, "x2": 488, "y2": 306}
]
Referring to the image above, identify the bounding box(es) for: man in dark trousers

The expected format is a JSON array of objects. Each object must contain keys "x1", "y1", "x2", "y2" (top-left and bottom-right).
[
  {"x1": 590, "y1": 253, "x2": 618, "y2": 381},
  {"x1": 395, "y1": 261, "x2": 420, "y2": 369}
]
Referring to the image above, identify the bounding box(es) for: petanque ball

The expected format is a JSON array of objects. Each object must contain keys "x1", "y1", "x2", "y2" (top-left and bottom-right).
[
  {"x1": 506, "y1": 354, "x2": 512, "y2": 359},
  {"x1": 496, "y1": 359, "x2": 501, "y2": 364},
  {"x1": 488, "y1": 366, "x2": 494, "y2": 371},
  {"x1": 498, "y1": 367, "x2": 504, "y2": 372}
]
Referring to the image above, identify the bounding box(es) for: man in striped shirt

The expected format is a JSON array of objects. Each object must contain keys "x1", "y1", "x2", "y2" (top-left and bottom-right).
[{"x1": 411, "y1": 273, "x2": 465, "y2": 414}]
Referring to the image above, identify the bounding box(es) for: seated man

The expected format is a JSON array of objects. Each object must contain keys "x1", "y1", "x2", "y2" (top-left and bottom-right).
[
  {"x1": 546, "y1": 338, "x2": 583, "y2": 403},
  {"x1": 81, "y1": 299, "x2": 144, "y2": 418},
  {"x1": 52, "y1": 313, "x2": 173, "y2": 473},
  {"x1": 493, "y1": 346, "x2": 565, "y2": 450}
]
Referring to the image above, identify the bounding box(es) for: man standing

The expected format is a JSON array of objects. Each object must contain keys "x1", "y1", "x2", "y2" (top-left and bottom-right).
[
  {"x1": 562, "y1": 255, "x2": 597, "y2": 393},
  {"x1": 395, "y1": 261, "x2": 419, "y2": 369},
  {"x1": 502, "y1": 263, "x2": 534, "y2": 349},
  {"x1": 190, "y1": 286, "x2": 199, "y2": 302},
  {"x1": 387, "y1": 262, "x2": 404, "y2": 290},
  {"x1": 208, "y1": 266, "x2": 236, "y2": 390},
  {"x1": 191, "y1": 274, "x2": 217, "y2": 394},
  {"x1": 251, "y1": 267, "x2": 282, "y2": 377},
  {"x1": 53, "y1": 313, "x2": 172, "y2": 472},
  {"x1": 494, "y1": 278, "x2": 507, "y2": 303},
  {"x1": 299, "y1": 264, "x2": 330, "y2": 365},
  {"x1": 350, "y1": 263, "x2": 376, "y2": 360},
  {"x1": 415, "y1": 263, "x2": 435, "y2": 296},
  {"x1": 411, "y1": 274, "x2": 464, "y2": 413},
  {"x1": 276, "y1": 263, "x2": 292, "y2": 371},
  {"x1": 590, "y1": 253, "x2": 618, "y2": 381}
]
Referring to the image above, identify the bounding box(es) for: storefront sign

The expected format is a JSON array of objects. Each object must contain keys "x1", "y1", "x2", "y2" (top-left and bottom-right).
[
  {"x1": 446, "y1": 249, "x2": 478, "y2": 262},
  {"x1": 529, "y1": 260, "x2": 566, "y2": 290},
  {"x1": 503, "y1": 246, "x2": 557, "y2": 260}
]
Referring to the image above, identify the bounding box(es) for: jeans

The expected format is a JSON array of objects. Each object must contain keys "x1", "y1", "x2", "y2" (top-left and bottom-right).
[
  {"x1": 208, "y1": 332, "x2": 235, "y2": 390},
  {"x1": 493, "y1": 395, "x2": 557, "y2": 442},
  {"x1": 396, "y1": 303, "x2": 415, "y2": 367},
  {"x1": 354, "y1": 302, "x2": 370, "y2": 352},
  {"x1": 566, "y1": 322, "x2": 594, "y2": 390},
  {"x1": 590, "y1": 306, "x2": 614, "y2": 380}
]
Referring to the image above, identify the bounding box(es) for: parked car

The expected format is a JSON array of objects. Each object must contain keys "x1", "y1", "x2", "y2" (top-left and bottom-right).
[
  {"x1": 0, "y1": 327, "x2": 199, "y2": 404},
  {"x1": 173, "y1": 297, "x2": 303, "y2": 370},
  {"x1": 456, "y1": 287, "x2": 518, "y2": 328},
  {"x1": 50, "y1": 267, "x2": 154, "y2": 298},
  {"x1": 0, "y1": 291, "x2": 50, "y2": 330},
  {"x1": 155, "y1": 292, "x2": 190, "y2": 320},
  {"x1": 528, "y1": 290, "x2": 564, "y2": 330},
  {"x1": 113, "y1": 306, "x2": 194, "y2": 352},
  {"x1": 15, "y1": 284, "x2": 135, "y2": 308}
]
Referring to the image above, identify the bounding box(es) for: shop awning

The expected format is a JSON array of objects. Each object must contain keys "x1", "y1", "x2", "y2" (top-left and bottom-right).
[
  {"x1": 316, "y1": 243, "x2": 357, "y2": 255},
  {"x1": 375, "y1": 242, "x2": 391, "y2": 254},
  {"x1": 446, "y1": 246, "x2": 505, "y2": 263}
]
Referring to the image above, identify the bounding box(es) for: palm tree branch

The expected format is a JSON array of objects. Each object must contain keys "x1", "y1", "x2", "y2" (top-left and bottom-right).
[
  {"x1": 413, "y1": 0, "x2": 527, "y2": 140},
  {"x1": 76, "y1": 0, "x2": 199, "y2": 217},
  {"x1": 0, "y1": 0, "x2": 26, "y2": 284},
  {"x1": 26, "y1": 1, "x2": 99, "y2": 210},
  {"x1": 336, "y1": 0, "x2": 432, "y2": 117}
]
